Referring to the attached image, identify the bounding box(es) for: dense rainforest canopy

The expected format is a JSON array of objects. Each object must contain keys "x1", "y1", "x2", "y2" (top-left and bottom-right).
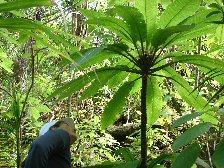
[{"x1": 0, "y1": 0, "x2": 224, "y2": 167}]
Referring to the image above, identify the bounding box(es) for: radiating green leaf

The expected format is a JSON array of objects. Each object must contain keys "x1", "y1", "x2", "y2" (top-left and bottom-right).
[
  {"x1": 0, "y1": 0, "x2": 52, "y2": 12},
  {"x1": 115, "y1": 148, "x2": 135, "y2": 161},
  {"x1": 87, "y1": 15, "x2": 132, "y2": 43},
  {"x1": 151, "y1": 25, "x2": 194, "y2": 48},
  {"x1": 182, "y1": 8, "x2": 222, "y2": 25},
  {"x1": 147, "y1": 76, "x2": 164, "y2": 126},
  {"x1": 212, "y1": 140, "x2": 224, "y2": 168},
  {"x1": 79, "y1": 71, "x2": 116, "y2": 101},
  {"x1": 136, "y1": 0, "x2": 158, "y2": 46},
  {"x1": 172, "y1": 113, "x2": 201, "y2": 128},
  {"x1": 49, "y1": 69, "x2": 115, "y2": 100},
  {"x1": 174, "y1": 24, "x2": 218, "y2": 42},
  {"x1": 172, "y1": 123, "x2": 212, "y2": 151},
  {"x1": 107, "y1": 5, "x2": 147, "y2": 45},
  {"x1": 101, "y1": 81, "x2": 135, "y2": 130},
  {"x1": 162, "y1": 67, "x2": 218, "y2": 124},
  {"x1": 172, "y1": 143, "x2": 201, "y2": 168},
  {"x1": 163, "y1": 67, "x2": 211, "y2": 112},
  {"x1": 172, "y1": 55, "x2": 224, "y2": 72},
  {"x1": 158, "y1": 0, "x2": 200, "y2": 28},
  {"x1": 0, "y1": 18, "x2": 40, "y2": 29},
  {"x1": 107, "y1": 72, "x2": 128, "y2": 88}
]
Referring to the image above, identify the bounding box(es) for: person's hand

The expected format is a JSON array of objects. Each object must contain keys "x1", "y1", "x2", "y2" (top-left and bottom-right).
[{"x1": 58, "y1": 123, "x2": 78, "y2": 145}]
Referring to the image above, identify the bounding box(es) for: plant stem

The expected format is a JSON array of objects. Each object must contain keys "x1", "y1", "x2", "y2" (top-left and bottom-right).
[
  {"x1": 206, "y1": 142, "x2": 213, "y2": 168},
  {"x1": 140, "y1": 74, "x2": 148, "y2": 168},
  {"x1": 16, "y1": 123, "x2": 21, "y2": 168}
]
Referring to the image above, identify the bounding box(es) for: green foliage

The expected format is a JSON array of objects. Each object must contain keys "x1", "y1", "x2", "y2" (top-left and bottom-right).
[
  {"x1": 115, "y1": 147, "x2": 135, "y2": 161},
  {"x1": 212, "y1": 140, "x2": 224, "y2": 168},
  {"x1": 172, "y1": 112, "x2": 201, "y2": 128},
  {"x1": 101, "y1": 81, "x2": 135, "y2": 129},
  {"x1": 86, "y1": 160, "x2": 140, "y2": 168},
  {"x1": 158, "y1": 0, "x2": 200, "y2": 28},
  {"x1": 0, "y1": 0, "x2": 53, "y2": 12},
  {"x1": 0, "y1": 49, "x2": 13, "y2": 73},
  {"x1": 172, "y1": 143, "x2": 201, "y2": 168},
  {"x1": 147, "y1": 77, "x2": 164, "y2": 126},
  {"x1": 172, "y1": 122, "x2": 212, "y2": 151},
  {"x1": 1, "y1": 0, "x2": 224, "y2": 167}
]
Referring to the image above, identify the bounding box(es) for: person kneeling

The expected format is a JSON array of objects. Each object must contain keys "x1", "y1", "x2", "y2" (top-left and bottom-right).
[{"x1": 24, "y1": 118, "x2": 78, "y2": 168}]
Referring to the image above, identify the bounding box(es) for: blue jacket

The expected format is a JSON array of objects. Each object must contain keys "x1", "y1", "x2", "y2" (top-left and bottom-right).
[{"x1": 24, "y1": 129, "x2": 71, "y2": 168}]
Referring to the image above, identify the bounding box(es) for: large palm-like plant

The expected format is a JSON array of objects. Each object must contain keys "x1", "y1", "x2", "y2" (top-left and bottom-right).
[{"x1": 51, "y1": 0, "x2": 224, "y2": 167}]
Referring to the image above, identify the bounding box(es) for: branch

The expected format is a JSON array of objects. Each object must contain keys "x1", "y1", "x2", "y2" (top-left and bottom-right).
[{"x1": 20, "y1": 40, "x2": 35, "y2": 118}]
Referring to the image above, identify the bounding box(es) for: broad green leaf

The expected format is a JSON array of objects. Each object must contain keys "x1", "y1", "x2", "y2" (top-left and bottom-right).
[
  {"x1": 101, "y1": 81, "x2": 135, "y2": 130},
  {"x1": 148, "y1": 154, "x2": 172, "y2": 168},
  {"x1": 0, "y1": 50, "x2": 13, "y2": 73},
  {"x1": 36, "y1": 104, "x2": 51, "y2": 113},
  {"x1": 86, "y1": 160, "x2": 139, "y2": 168},
  {"x1": 163, "y1": 67, "x2": 218, "y2": 124},
  {"x1": 196, "y1": 158, "x2": 211, "y2": 168},
  {"x1": 0, "y1": 0, "x2": 52, "y2": 12},
  {"x1": 107, "y1": 6, "x2": 147, "y2": 45},
  {"x1": 76, "y1": 47, "x2": 106, "y2": 66},
  {"x1": 130, "y1": 78, "x2": 141, "y2": 94},
  {"x1": 172, "y1": 55, "x2": 224, "y2": 72},
  {"x1": 172, "y1": 143, "x2": 201, "y2": 168},
  {"x1": 212, "y1": 140, "x2": 224, "y2": 168},
  {"x1": 216, "y1": 24, "x2": 224, "y2": 42},
  {"x1": 174, "y1": 24, "x2": 218, "y2": 42},
  {"x1": 41, "y1": 26, "x2": 79, "y2": 53},
  {"x1": 30, "y1": 107, "x2": 41, "y2": 120},
  {"x1": 172, "y1": 122, "x2": 212, "y2": 151},
  {"x1": 172, "y1": 113, "x2": 201, "y2": 128},
  {"x1": 136, "y1": 0, "x2": 158, "y2": 46},
  {"x1": 115, "y1": 148, "x2": 135, "y2": 161},
  {"x1": 151, "y1": 25, "x2": 194, "y2": 48},
  {"x1": 181, "y1": 8, "x2": 222, "y2": 25},
  {"x1": 50, "y1": 69, "x2": 116, "y2": 100},
  {"x1": 109, "y1": 0, "x2": 131, "y2": 6},
  {"x1": 50, "y1": 66, "x2": 137, "y2": 100},
  {"x1": 0, "y1": 18, "x2": 41, "y2": 29},
  {"x1": 107, "y1": 72, "x2": 128, "y2": 88},
  {"x1": 158, "y1": 0, "x2": 200, "y2": 28},
  {"x1": 163, "y1": 67, "x2": 211, "y2": 112},
  {"x1": 87, "y1": 16, "x2": 132, "y2": 43},
  {"x1": 147, "y1": 76, "x2": 164, "y2": 126},
  {"x1": 0, "y1": 29, "x2": 18, "y2": 44},
  {"x1": 79, "y1": 71, "x2": 116, "y2": 101}
]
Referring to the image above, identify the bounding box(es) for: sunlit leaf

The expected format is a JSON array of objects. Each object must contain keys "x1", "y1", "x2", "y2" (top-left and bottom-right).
[
  {"x1": 137, "y1": 0, "x2": 158, "y2": 46},
  {"x1": 101, "y1": 81, "x2": 135, "y2": 130},
  {"x1": 172, "y1": 122, "x2": 212, "y2": 151},
  {"x1": 172, "y1": 113, "x2": 201, "y2": 128},
  {"x1": 158, "y1": 0, "x2": 200, "y2": 28},
  {"x1": 147, "y1": 76, "x2": 164, "y2": 126},
  {"x1": 0, "y1": 0, "x2": 53, "y2": 12}
]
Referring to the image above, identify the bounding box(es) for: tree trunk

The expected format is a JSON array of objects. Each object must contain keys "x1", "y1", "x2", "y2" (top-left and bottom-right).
[{"x1": 140, "y1": 74, "x2": 148, "y2": 168}]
